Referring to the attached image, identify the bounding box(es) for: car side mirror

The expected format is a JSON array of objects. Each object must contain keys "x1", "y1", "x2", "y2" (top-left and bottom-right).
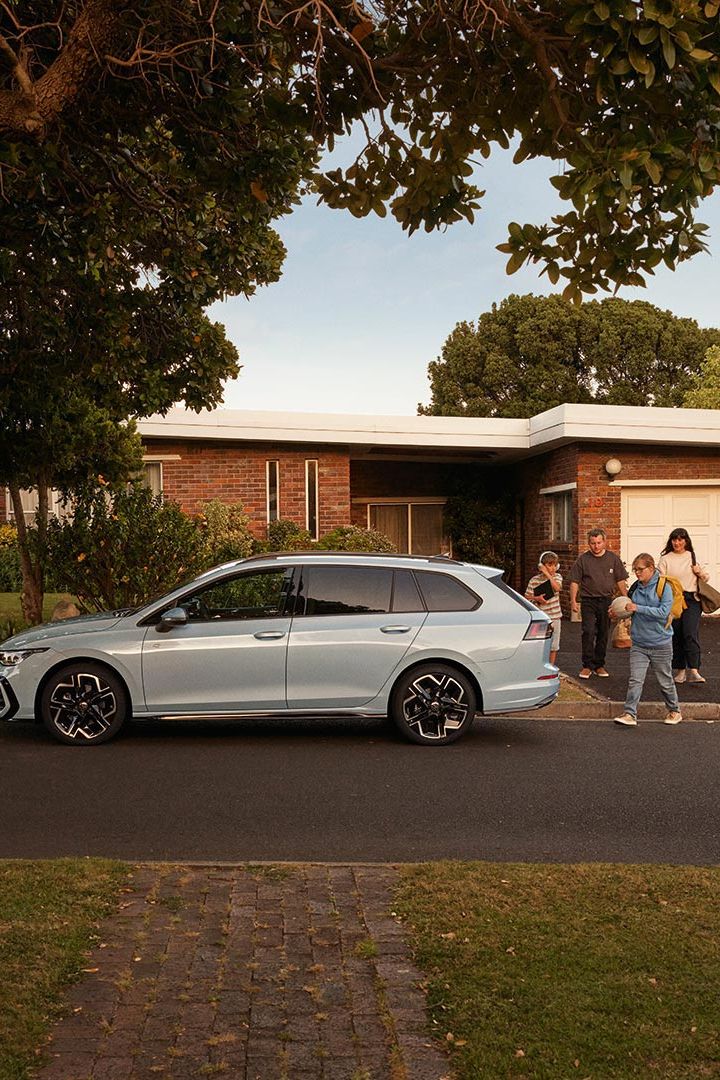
[{"x1": 157, "y1": 607, "x2": 188, "y2": 632}]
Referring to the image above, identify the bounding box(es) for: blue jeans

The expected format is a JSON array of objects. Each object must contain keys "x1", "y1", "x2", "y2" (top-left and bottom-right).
[{"x1": 624, "y1": 642, "x2": 679, "y2": 717}]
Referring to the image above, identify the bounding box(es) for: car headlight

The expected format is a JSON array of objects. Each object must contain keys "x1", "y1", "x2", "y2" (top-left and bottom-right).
[{"x1": 0, "y1": 648, "x2": 50, "y2": 667}]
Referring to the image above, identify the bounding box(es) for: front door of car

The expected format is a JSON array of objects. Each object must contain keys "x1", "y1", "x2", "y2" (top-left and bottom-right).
[
  {"x1": 141, "y1": 567, "x2": 294, "y2": 713},
  {"x1": 286, "y1": 566, "x2": 426, "y2": 709}
]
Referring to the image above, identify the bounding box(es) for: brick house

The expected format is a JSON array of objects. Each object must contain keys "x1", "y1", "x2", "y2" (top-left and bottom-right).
[
  {"x1": 5, "y1": 403, "x2": 720, "y2": 590},
  {"x1": 135, "y1": 404, "x2": 720, "y2": 590}
]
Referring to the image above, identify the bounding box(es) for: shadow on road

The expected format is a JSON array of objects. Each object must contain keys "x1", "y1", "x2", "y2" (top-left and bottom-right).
[{"x1": 1, "y1": 712, "x2": 546, "y2": 749}]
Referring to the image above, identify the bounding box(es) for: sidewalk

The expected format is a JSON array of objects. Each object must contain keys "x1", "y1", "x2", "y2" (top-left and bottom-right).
[
  {"x1": 35, "y1": 864, "x2": 452, "y2": 1080},
  {"x1": 557, "y1": 617, "x2": 720, "y2": 705}
]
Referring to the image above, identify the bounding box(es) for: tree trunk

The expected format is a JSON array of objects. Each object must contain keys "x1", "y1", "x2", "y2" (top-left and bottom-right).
[{"x1": 9, "y1": 482, "x2": 45, "y2": 625}]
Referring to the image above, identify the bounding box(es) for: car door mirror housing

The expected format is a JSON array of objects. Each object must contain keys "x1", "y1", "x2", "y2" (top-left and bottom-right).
[{"x1": 157, "y1": 607, "x2": 189, "y2": 632}]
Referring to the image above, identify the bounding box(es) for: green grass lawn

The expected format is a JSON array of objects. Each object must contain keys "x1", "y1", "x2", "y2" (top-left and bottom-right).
[
  {"x1": 396, "y1": 862, "x2": 720, "y2": 1080},
  {"x1": 0, "y1": 860, "x2": 129, "y2": 1080},
  {"x1": 0, "y1": 593, "x2": 77, "y2": 640}
]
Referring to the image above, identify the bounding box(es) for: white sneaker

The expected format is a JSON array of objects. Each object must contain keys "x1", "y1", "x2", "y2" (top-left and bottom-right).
[
  {"x1": 673, "y1": 669, "x2": 686, "y2": 684},
  {"x1": 614, "y1": 713, "x2": 637, "y2": 727},
  {"x1": 664, "y1": 712, "x2": 682, "y2": 725}
]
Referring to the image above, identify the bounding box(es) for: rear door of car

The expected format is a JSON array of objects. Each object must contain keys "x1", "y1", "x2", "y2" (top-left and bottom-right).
[
  {"x1": 286, "y1": 565, "x2": 427, "y2": 709},
  {"x1": 141, "y1": 566, "x2": 294, "y2": 713}
]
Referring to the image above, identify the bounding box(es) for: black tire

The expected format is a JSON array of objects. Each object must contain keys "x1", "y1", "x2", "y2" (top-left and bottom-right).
[
  {"x1": 390, "y1": 663, "x2": 477, "y2": 745},
  {"x1": 40, "y1": 662, "x2": 127, "y2": 745}
]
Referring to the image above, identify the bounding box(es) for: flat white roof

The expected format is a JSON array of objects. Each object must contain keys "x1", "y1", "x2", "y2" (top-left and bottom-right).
[{"x1": 137, "y1": 403, "x2": 720, "y2": 455}]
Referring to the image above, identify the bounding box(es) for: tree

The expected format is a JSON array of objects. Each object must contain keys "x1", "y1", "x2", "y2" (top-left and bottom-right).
[
  {"x1": 420, "y1": 295, "x2": 720, "y2": 417},
  {"x1": 581, "y1": 299, "x2": 720, "y2": 407},
  {"x1": 1, "y1": 1, "x2": 317, "y2": 622},
  {"x1": 420, "y1": 295, "x2": 592, "y2": 419},
  {"x1": 0, "y1": 245, "x2": 240, "y2": 622},
  {"x1": 1, "y1": 1, "x2": 720, "y2": 299},
  {"x1": 684, "y1": 345, "x2": 720, "y2": 408}
]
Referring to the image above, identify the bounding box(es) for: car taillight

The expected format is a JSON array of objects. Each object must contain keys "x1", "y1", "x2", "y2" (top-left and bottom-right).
[{"x1": 523, "y1": 620, "x2": 552, "y2": 640}]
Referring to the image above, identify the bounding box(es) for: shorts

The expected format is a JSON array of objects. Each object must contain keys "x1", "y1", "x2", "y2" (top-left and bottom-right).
[{"x1": 551, "y1": 618, "x2": 562, "y2": 652}]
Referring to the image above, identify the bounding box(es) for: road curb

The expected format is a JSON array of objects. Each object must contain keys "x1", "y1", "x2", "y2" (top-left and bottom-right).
[{"x1": 503, "y1": 701, "x2": 720, "y2": 721}]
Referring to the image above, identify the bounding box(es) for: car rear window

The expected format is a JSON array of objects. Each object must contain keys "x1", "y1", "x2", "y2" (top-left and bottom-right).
[{"x1": 414, "y1": 571, "x2": 480, "y2": 612}]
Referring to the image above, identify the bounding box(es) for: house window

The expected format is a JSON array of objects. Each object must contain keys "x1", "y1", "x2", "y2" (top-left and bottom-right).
[
  {"x1": 141, "y1": 462, "x2": 163, "y2": 497},
  {"x1": 550, "y1": 491, "x2": 573, "y2": 542},
  {"x1": 367, "y1": 502, "x2": 449, "y2": 556},
  {"x1": 266, "y1": 461, "x2": 279, "y2": 523},
  {"x1": 5, "y1": 488, "x2": 71, "y2": 523},
  {"x1": 305, "y1": 460, "x2": 318, "y2": 540}
]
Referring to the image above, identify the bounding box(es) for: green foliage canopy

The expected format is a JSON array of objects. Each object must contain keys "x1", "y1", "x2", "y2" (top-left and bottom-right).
[
  {"x1": 1, "y1": 0, "x2": 720, "y2": 298},
  {"x1": 684, "y1": 345, "x2": 720, "y2": 408},
  {"x1": 421, "y1": 294, "x2": 720, "y2": 418}
]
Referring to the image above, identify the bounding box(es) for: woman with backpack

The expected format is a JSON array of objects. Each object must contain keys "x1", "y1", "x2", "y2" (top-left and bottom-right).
[
  {"x1": 658, "y1": 527, "x2": 709, "y2": 685},
  {"x1": 612, "y1": 553, "x2": 682, "y2": 727}
]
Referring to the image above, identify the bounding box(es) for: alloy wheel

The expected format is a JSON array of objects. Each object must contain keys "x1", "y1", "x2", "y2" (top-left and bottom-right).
[
  {"x1": 48, "y1": 671, "x2": 118, "y2": 741},
  {"x1": 401, "y1": 671, "x2": 469, "y2": 741}
]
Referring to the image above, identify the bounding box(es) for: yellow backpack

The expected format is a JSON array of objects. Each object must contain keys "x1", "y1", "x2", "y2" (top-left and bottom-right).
[
  {"x1": 630, "y1": 575, "x2": 686, "y2": 628},
  {"x1": 658, "y1": 575, "x2": 687, "y2": 627}
]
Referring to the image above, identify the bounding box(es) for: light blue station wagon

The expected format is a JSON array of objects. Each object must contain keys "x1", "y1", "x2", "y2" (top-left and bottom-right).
[{"x1": 0, "y1": 553, "x2": 559, "y2": 746}]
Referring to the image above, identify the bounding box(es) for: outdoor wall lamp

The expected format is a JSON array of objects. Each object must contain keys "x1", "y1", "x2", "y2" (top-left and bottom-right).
[{"x1": 605, "y1": 458, "x2": 622, "y2": 477}]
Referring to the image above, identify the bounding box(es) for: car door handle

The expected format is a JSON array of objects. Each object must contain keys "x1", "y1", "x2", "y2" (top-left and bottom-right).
[
  {"x1": 380, "y1": 625, "x2": 412, "y2": 634},
  {"x1": 253, "y1": 631, "x2": 287, "y2": 640}
]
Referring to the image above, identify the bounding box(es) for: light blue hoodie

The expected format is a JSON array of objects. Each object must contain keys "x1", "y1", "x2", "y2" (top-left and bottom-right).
[{"x1": 629, "y1": 570, "x2": 674, "y2": 648}]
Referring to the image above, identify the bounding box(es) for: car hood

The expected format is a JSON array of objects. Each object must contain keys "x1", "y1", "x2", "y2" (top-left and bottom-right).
[{"x1": 1, "y1": 611, "x2": 130, "y2": 649}]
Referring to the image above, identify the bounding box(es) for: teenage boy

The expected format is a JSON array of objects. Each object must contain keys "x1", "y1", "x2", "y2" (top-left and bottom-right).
[{"x1": 569, "y1": 528, "x2": 629, "y2": 679}]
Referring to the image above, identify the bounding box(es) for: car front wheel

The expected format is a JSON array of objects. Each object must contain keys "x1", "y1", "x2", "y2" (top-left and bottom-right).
[
  {"x1": 40, "y1": 663, "x2": 126, "y2": 745},
  {"x1": 390, "y1": 664, "x2": 476, "y2": 745}
]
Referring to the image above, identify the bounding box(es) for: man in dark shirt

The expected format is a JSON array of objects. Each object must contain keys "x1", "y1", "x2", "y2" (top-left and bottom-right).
[{"x1": 569, "y1": 528, "x2": 629, "y2": 679}]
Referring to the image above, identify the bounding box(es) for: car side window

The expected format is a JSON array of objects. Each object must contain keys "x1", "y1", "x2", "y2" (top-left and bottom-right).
[
  {"x1": 414, "y1": 571, "x2": 481, "y2": 612},
  {"x1": 298, "y1": 566, "x2": 393, "y2": 616},
  {"x1": 392, "y1": 570, "x2": 425, "y2": 613},
  {"x1": 181, "y1": 569, "x2": 292, "y2": 621}
]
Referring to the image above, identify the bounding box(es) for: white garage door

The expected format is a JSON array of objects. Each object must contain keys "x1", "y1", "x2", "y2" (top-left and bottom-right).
[{"x1": 621, "y1": 487, "x2": 720, "y2": 584}]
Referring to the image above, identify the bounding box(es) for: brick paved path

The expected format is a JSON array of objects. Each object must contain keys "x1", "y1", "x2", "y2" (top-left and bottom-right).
[{"x1": 35, "y1": 865, "x2": 452, "y2": 1080}]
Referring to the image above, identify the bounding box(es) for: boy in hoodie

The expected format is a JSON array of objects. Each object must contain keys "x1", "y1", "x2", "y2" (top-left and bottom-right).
[{"x1": 612, "y1": 553, "x2": 682, "y2": 727}]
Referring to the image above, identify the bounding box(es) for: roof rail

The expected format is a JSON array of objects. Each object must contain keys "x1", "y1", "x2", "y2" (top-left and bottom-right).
[{"x1": 237, "y1": 550, "x2": 463, "y2": 565}]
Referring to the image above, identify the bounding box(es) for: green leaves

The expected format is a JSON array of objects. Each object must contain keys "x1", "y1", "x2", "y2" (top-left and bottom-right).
[
  {"x1": 1, "y1": 0, "x2": 720, "y2": 351},
  {"x1": 421, "y1": 295, "x2": 720, "y2": 420}
]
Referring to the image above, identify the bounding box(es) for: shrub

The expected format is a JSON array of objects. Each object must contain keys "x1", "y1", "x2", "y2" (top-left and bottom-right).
[
  {"x1": 266, "y1": 518, "x2": 313, "y2": 551},
  {"x1": 196, "y1": 499, "x2": 255, "y2": 566},
  {"x1": 316, "y1": 525, "x2": 395, "y2": 553},
  {"x1": 44, "y1": 484, "x2": 207, "y2": 612},
  {"x1": 0, "y1": 524, "x2": 22, "y2": 591},
  {"x1": 443, "y1": 478, "x2": 516, "y2": 577}
]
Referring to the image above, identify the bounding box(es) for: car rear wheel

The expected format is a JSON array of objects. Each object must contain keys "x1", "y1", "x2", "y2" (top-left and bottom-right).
[
  {"x1": 390, "y1": 664, "x2": 476, "y2": 745},
  {"x1": 40, "y1": 663, "x2": 126, "y2": 745}
]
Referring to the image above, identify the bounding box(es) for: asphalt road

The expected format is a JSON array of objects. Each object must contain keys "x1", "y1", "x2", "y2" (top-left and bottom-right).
[{"x1": 1, "y1": 715, "x2": 718, "y2": 864}]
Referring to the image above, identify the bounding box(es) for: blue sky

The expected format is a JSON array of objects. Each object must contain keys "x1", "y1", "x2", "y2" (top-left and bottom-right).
[{"x1": 212, "y1": 141, "x2": 720, "y2": 416}]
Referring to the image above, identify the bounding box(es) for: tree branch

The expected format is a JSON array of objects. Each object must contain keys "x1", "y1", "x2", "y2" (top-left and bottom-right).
[{"x1": 0, "y1": 0, "x2": 128, "y2": 138}]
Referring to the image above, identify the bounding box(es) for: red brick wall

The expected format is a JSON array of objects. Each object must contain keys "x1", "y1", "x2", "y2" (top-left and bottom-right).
[
  {"x1": 515, "y1": 445, "x2": 579, "y2": 589},
  {"x1": 143, "y1": 440, "x2": 351, "y2": 539}
]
